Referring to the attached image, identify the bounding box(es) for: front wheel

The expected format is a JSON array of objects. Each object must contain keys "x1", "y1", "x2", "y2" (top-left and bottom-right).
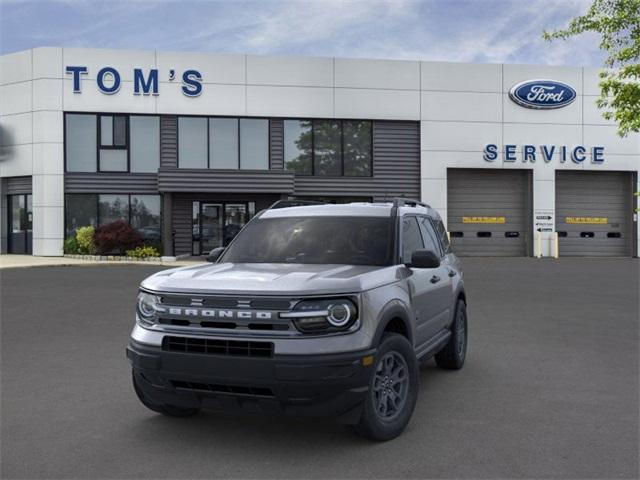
[
  {"x1": 435, "y1": 300, "x2": 467, "y2": 370},
  {"x1": 352, "y1": 333, "x2": 419, "y2": 441}
]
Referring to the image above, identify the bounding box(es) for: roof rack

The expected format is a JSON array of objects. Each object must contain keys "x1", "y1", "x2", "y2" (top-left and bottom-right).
[
  {"x1": 391, "y1": 197, "x2": 430, "y2": 209},
  {"x1": 268, "y1": 199, "x2": 325, "y2": 209}
]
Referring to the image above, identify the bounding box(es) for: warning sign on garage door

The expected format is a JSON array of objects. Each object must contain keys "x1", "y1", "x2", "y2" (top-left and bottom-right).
[
  {"x1": 565, "y1": 217, "x2": 608, "y2": 224},
  {"x1": 462, "y1": 216, "x2": 506, "y2": 224}
]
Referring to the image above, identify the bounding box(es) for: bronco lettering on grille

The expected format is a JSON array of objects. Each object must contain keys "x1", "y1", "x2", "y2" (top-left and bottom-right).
[{"x1": 160, "y1": 307, "x2": 273, "y2": 320}]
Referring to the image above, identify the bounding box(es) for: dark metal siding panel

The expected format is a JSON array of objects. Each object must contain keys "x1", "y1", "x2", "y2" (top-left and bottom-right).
[
  {"x1": 270, "y1": 119, "x2": 284, "y2": 170},
  {"x1": 5, "y1": 176, "x2": 32, "y2": 195},
  {"x1": 172, "y1": 195, "x2": 193, "y2": 256},
  {"x1": 158, "y1": 169, "x2": 295, "y2": 194},
  {"x1": 556, "y1": 171, "x2": 632, "y2": 257},
  {"x1": 160, "y1": 115, "x2": 178, "y2": 169},
  {"x1": 447, "y1": 169, "x2": 530, "y2": 257},
  {"x1": 293, "y1": 121, "x2": 420, "y2": 201},
  {"x1": 64, "y1": 173, "x2": 158, "y2": 193}
]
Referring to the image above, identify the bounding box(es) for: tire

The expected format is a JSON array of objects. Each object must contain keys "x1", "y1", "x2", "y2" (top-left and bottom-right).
[
  {"x1": 352, "y1": 333, "x2": 419, "y2": 441},
  {"x1": 132, "y1": 371, "x2": 200, "y2": 417},
  {"x1": 435, "y1": 300, "x2": 467, "y2": 370}
]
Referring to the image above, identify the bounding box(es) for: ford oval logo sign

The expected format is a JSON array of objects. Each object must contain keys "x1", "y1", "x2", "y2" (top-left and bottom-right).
[{"x1": 509, "y1": 79, "x2": 577, "y2": 109}]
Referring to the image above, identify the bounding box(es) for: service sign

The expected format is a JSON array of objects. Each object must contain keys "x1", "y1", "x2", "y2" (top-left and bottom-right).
[{"x1": 509, "y1": 79, "x2": 577, "y2": 109}]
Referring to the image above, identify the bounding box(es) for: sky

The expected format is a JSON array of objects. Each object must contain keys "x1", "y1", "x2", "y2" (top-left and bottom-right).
[{"x1": 0, "y1": 0, "x2": 604, "y2": 66}]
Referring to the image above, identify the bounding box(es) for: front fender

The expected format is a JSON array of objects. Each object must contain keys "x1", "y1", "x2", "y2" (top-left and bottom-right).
[{"x1": 370, "y1": 300, "x2": 414, "y2": 347}]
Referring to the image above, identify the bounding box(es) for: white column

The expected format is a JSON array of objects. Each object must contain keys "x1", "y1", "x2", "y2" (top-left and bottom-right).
[
  {"x1": 419, "y1": 143, "x2": 448, "y2": 227},
  {"x1": 532, "y1": 168, "x2": 555, "y2": 258},
  {"x1": 31, "y1": 48, "x2": 64, "y2": 256}
]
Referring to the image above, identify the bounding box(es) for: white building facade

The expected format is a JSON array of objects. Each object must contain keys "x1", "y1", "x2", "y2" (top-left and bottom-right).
[{"x1": 1, "y1": 47, "x2": 638, "y2": 257}]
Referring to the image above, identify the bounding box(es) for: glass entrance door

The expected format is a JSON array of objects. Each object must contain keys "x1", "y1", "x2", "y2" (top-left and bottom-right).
[
  {"x1": 223, "y1": 204, "x2": 247, "y2": 246},
  {"x1": 191, "y1": 201, "x2": 255, "y2": 255},
  {"x1": 201, "y1": 203, "x2": 223, "y2": 253},
  {"x1": 8, "y1": 194, "x2": 32, "y2": 254}
]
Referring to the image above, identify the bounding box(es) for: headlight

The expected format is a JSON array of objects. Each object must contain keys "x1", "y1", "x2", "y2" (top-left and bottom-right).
[
  {"x1": 281, "y1": 298, "x2": 358, "y2": 334},
  {"x1": 137, "y1": 291, "x2": 160, "y2": 325}
]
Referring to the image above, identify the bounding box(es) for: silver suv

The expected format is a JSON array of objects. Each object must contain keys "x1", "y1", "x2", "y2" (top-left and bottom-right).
[{"x1": 127, "y1": 198, "x2": 468, "y2": 441}]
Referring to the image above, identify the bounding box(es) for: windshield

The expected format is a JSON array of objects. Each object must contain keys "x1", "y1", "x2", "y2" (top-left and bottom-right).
[{"x1": 220, "y1": 216, "x2": 393, "y2": 266}]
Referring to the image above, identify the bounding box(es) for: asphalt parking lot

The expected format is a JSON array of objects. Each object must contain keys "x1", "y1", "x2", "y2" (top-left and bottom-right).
[{"x1": 1, "y1": 258, "x2": 638, "y2": 479}]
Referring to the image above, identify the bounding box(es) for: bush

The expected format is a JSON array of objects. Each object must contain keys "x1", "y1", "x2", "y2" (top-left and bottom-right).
[
  {"x1": 125, "y1": 245, "x2": 160, "y2": 258},
  {"x1": 76, "y1": 226, "x2": 96, "y2": 254},
  {"x1": 64, "y1": 236, "x2": 79, "y2": 254},
  {"x1": 94, "y1": 220, "x2": 143, "y2": 255}
]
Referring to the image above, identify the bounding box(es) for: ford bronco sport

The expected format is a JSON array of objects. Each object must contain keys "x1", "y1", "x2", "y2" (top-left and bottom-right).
[{"x1": 127, "y1": 198, "x2": 468, "y2": 441}]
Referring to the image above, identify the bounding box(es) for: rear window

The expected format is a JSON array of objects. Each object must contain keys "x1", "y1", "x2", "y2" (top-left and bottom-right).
[{"x1": 221, "y1": 216, "x2": 393, "y2": 266}]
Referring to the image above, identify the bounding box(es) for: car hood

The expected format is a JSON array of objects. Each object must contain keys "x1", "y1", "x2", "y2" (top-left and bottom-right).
[{"x1": 141, "y1": 262, "x2": 401, "y2": 296}]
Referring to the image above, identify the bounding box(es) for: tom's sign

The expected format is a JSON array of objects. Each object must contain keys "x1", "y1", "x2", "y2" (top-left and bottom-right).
[
  {"x1": 65, "y1": 66, "x2": 203, "y2": 97},
  {"x1": 509, "y1": 79, "x2": 576, "y2": 109}
]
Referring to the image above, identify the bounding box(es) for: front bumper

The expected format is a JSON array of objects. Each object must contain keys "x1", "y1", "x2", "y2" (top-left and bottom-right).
[{"x1": 127, "y1": 339, "x2": 376, "y2": 422}]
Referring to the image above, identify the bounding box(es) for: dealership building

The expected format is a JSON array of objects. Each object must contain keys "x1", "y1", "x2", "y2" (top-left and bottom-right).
[{"x1": 0, "y1": 47, "x2": 638, "y2": 258}]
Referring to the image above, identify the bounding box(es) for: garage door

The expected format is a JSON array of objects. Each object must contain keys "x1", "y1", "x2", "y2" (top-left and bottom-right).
[
  {"x1": 447, "y1": 169, "x2": 531, "y2": 256},
  {"x1": 556, "y1": 171, "x2": 633, "y2": 256}
]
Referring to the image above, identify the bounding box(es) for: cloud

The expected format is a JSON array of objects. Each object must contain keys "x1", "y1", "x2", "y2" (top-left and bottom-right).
[{"x1": 0, "y1": 0, "x2": 605, "y2": 66}]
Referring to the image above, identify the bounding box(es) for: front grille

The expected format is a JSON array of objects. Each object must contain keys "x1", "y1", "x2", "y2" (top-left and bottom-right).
[
  {"x1": 171, "y1": 380, "x2": 274, "y2": 397},
  {"x1": 162, "y1": 336, "x2": 274, "y2": 358},
  {"x1": 158, "y1": 318, "x2": 290, "y2": 331}
]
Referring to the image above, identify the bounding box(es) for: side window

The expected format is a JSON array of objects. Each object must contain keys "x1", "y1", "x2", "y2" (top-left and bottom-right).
[
  {"x1": 402, "y1": 217, "x2": 424, "y2": 264},
  {"x1": 418, "y1": 217, "x2": 442, "y2": 257},
  {"x1": 435, "y1": 218, "x2": 451, "y2": 254}
]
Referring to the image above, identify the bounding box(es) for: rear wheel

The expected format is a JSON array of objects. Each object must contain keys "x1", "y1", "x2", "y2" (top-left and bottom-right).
[
  {"x1": 435, "y1": 300, "x2": 467, "y2": 370},
  {"x1": 352, "y1": 333, "x2": 419, "y2": 441},
  {"x1": 132, "y1": 371, "x2": 200, "y2": 417}
]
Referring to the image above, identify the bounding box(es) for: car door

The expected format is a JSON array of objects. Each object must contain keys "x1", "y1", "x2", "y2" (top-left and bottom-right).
[
  {"x1": 418, "y1": 216, "x2": 454, "y2": 334},
  {"x1": 401, "y1": 216, "x2": 444, "y2": 349}
]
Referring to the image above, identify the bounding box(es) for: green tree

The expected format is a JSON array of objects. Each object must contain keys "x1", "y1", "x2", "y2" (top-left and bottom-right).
[{"x1": 543, "y1": 0, "x2": 640, "y2": 136}]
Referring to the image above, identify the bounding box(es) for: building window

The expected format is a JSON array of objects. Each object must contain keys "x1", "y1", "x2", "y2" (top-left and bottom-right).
[
  {"x1": 240, "y1": 119, "x2": 269, "y2": 170},
  {"x1": 65, "y1": 114, "x2": 97, "y2": 172},
  {"x1": 178, "y1": 116, "x2": 269, "y2": 170},
  {"x1": 343, "y1": 121, "x2": 372, "y2": 176},
  {"x1": 65, "y1": 113, "x2": 159, "y2": 173},
  {"x1": 131, "y1": 195, "x2": 161, "y2": 245},
  {"x1": 99, "y1": 115, "x2": 128, "y2": 172},
  {"x1": 98, "y1": 194, "x2": 129, "y2": 225},
  {"x1": 65, "y1": 193, "x2": 98, "y2": 236},
  {"x1": 209, "y1": 118, "x2": 238, "y2": 169},
  {"x1": 65, "y1": 194, "x2": 161, "y2": 247},
  {"x1": 178, "y1": 117, "x2": 208, "y2": 168},
  {"x1": 283, "y1": 120, "x2": 312, "y2": 175},
  {"x1": 284, "y1": 119, "x2": 372, "y2": 177},
  {"x1": 130, "y1": 116, "x2": 160, "y2": 173},
  {"x1": 314, "y1": 120, "x2": 342, "y2": 176}
]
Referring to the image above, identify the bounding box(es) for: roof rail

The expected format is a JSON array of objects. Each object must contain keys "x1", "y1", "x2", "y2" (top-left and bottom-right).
[
  {"x1": 268, "y1": 199, "x2": 325, "y2": 209},
  {"x1": 392, "y1": 197, "x2": 430, "y2": 209}
]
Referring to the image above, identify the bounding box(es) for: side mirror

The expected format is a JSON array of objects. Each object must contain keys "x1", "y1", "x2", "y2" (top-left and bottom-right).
[
  {"x1": 409, "y1": 249, "x2": 440, "y2": 269},
  {"x1": 206, "y1": 247, "x2": 225, "y2": 263}
]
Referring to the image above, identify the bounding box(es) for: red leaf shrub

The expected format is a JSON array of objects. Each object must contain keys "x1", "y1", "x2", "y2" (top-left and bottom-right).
[{"x1": 94, "y1": 220, "x2": 143, "y2": 255}]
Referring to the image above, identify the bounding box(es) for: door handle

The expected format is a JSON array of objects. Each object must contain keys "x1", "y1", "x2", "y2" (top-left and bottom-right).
[
  {"x1": 448, "y1": 269, "x2": 457, "y2": 277},
  {"x1": 430, "y1": 275, "x2": 441, "y2": 284}
]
